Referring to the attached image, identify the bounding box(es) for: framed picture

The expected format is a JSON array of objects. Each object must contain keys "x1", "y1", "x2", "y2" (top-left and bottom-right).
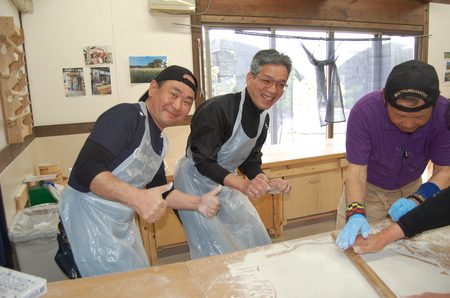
[
  {"x1": 90, "y1": 67, "x2": 112, "y2": 95},
  {"x1": 83, "y1": 45, "x2": 113, "y2": 65},
  {"x1": 62, "y1": 67, "x2": 86, "y2": 97},
  {"x1": 129, "y1": 56, "x2": 167, "y2": 83}
]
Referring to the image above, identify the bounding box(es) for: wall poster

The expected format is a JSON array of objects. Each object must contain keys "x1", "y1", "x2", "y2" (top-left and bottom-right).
[
  {"x1": 129, "y1": 56, "x2": 167, "y2": 83},
  {"x1": 62, "y1": 68, "x2": 86, "y2": 97},
  {"x1": 444, "y1": 50, "x2": 450, "y2": 85},
  {"x1": 83, "y1": 45, "x2": 114, "y2": 65},
  {"x1": 90, "y1": 67, "x2": 112, "y2": 95}
]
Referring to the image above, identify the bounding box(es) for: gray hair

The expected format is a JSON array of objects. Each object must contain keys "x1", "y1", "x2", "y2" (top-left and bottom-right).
[{"x1": 250, "y1": 49, "x2": 292, "y2": 78}]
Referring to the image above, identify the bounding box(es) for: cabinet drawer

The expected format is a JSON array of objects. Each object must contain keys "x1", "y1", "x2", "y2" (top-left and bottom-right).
[
  {"x1": 283, "y1": 168, "x2": 342, "y2": 220},
  {"x1": 154, "y1": 209, "x2": 186, "y2": 249},
  {"x1": 250, "y1": 193, "x2": 273, "y2": 230}
]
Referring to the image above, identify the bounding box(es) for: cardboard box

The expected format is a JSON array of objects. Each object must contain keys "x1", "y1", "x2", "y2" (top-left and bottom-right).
[{"x1": 0, "y1": 267, "x2": 47, "y2": 298}]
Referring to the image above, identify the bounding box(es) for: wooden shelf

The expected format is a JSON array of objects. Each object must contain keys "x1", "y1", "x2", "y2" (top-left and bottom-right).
[{"x1": 0, "y1": 17, "x2": 32, "y2": 144}]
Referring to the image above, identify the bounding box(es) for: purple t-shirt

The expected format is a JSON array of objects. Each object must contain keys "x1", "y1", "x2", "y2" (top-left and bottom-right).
[{"x1": 346, "y1": 90, "x2": 450, "y2": 190}]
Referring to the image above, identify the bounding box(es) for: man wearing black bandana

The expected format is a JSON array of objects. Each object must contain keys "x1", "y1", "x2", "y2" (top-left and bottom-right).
[
  {"x1": 59, "y1": 66, "x2": 221, "y2": 277},
  {"x1": 335, "y1": 60, "x2": 450, "y2": 250}
]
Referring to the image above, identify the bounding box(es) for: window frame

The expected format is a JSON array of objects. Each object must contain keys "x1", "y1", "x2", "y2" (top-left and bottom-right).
[{"x1": 195, "y1": 24, "x2": 422, "y2": 139}]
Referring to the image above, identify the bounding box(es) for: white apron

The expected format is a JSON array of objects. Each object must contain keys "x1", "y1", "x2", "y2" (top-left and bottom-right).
[
  {"x1": 59, "y1": 102, "x2": 167, "y2": 277},
  {"x1": 174, "y1": 90, "x2": 271, "y2": 259}
]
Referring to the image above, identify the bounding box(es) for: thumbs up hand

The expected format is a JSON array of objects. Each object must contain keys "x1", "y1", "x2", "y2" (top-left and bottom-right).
[
  {"x1": 198, "y1": 185, "x2": 222, "y2": 218},
  {"x1": 135, "y1": 182, "x2": 171, "y2": 223}
]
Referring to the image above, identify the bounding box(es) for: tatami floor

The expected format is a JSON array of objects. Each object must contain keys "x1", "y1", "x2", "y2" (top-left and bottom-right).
[{"x1": 154, "y1": 214, "x2": 337, "y2": 267}]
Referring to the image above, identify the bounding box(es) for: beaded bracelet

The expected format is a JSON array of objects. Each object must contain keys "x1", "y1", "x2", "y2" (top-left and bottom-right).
[
  {"x1": 407, "y1": 193, "x2": 426, "y2": 204},
  {"x1": 345, "y1": 202, "x2": 367, "y2": 220}
]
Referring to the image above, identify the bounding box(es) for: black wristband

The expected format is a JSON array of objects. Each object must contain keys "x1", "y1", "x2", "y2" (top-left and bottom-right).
[{"x1": 407, "y1": 194, "x2": 426, "y2": 204}]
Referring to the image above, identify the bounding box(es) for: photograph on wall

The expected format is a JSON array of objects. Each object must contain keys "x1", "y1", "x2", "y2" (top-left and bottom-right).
[
  {"x1": 129, "y1": 56, "x2": 167, "y2": 83},
  {"x1": 62, "y1": 68, "x2": 86, "y2": 97},
  {"x1": 83, "y1": 45, "x2": 113, "y2": 65},
  {"x1": 444, "y1": 50, "x2": 450, "y2": 85},
  {"x1": 90, "y1": 67, "x2": 112, "y2": 95}
]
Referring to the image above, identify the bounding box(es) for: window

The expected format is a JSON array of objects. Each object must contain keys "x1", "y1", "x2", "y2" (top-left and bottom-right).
[
  {"x1": 332, "y1": 33, "x2": 416, "y2": 140},
  {"x1": 202, "y1": 27, "x2": 415, "y2": 145}
]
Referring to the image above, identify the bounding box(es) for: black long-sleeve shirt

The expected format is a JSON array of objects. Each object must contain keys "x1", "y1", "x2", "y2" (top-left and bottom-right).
[
  {"x1": 187, "y1": 90, "x2": 269, "y2": 185},
  {"x1": 68, "y1": 103, "x2": 168, "y2": 194},
  {"x1": 398, "y1": 186, "x2": 450, "y2": 237}
]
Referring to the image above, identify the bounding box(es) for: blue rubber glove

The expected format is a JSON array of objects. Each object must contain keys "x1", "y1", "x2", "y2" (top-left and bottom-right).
[
  {"x1": 388, "y1": 198, "x2": 418, "y2": 222},
  {"x1": 335, "y1": 214, "x2": 370, "y2": 250}
]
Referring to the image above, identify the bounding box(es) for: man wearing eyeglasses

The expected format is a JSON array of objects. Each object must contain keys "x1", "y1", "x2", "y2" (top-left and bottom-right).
[{"x1": 173, "y1": 49, "x2": 293, "y2": 259}]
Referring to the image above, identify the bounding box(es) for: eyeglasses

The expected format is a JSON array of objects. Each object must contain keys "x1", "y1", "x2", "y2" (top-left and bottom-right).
[{"x1": 255, "y1": 75, "x2": 288, "y2": 91}]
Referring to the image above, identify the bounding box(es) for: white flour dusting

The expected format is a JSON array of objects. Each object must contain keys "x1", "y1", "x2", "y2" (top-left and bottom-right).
[{"x1": 224, "y1": 224, "x2": 450, "y2": 298}]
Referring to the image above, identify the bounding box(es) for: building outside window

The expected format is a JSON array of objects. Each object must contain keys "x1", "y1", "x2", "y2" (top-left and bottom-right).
[{"x1": 202, "y1": 28, "x2": 415, "y2": 145}]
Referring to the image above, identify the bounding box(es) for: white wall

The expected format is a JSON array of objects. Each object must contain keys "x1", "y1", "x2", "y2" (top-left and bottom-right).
[
  {"x1": 429, "y1": 3, "x2": 450, "y2": 98},
  {"x1": 21, "y1": 0, "x2": 194, "y2": 126}
]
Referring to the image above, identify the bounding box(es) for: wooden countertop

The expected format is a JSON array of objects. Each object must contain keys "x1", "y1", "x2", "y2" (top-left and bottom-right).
[
  {"x1": 44, "y1": 221, "x2": 450, "y2": 297},
  {"x1": 44, "y1": 262, "x2": 203, "y2": 298},
  {"x1": 164, "y1": 138, "x2": 346, "y2": 181},
  {"x1": 260, "y1": 138, "x2": 346, "y2": 168}
]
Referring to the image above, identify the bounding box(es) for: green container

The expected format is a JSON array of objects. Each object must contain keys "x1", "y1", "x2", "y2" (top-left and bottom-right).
[{"x1": 29, "y1": 181, "x2": 58, "y2": 206}]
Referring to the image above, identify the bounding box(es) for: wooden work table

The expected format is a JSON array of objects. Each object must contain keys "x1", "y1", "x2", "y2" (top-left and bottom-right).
[
  {"x1": 138, "y1": 138, "x2": 348, "y2": 265},
  {"x1": 185, "y1": 221, "x2": 450, "y2": 297},
  {"x1": 44, "y1": 221, "x2": 450, "y2": 297},
  {"x1": 44, "y1": 262, "x2": 203, "y2": 298}
]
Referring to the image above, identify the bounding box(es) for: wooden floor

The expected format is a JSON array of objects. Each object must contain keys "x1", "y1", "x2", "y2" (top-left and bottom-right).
[{"x1": 154, "y1": 214, "x2": 337, "y2": 267}]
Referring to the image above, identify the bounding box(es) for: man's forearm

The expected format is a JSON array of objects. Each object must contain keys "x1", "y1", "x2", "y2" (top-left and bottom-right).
[
  {"x1": 90, "y1": 171, "x2": 141, "y2": 208},
  {"x1": 427, "y1": 164, "x2": 450, "y2": 191},
  {"x1": 223, "y1": 173, "x2": 246, "y2": 192},
  {"x1": 381, "y1": 223, "x2": 406, "y2": 244},
  {"x1": 343, "y1": 163, "x2": 369, "y2": 206},
  {"x1": 166, "y1": 189, "x2": 200, "y2": 210},
  {"x1": 345, "y1": 173, "x2": 368, "y2": 205}
]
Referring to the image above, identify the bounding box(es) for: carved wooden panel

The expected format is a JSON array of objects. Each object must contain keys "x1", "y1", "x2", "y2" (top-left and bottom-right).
[{"x1": 0, "y1": 17, "x2": 32, "y2": 143}]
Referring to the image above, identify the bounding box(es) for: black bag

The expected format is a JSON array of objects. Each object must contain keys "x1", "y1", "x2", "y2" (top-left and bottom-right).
[{"x1": 54, "y1": 222, "x2": 82, "y2": 279}]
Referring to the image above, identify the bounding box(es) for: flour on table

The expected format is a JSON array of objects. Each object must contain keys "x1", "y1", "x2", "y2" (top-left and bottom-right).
[
  {"x1": 363, "y1": 248, "x2": 450, "y2": 296},
  {"x1": 383, "y1": 225, "x2": 450, "y2": 274},
  {"x1": 227, "y1": 240, "x2": 450, "y2": 298},
  {"x1": 258, "y1": 244, "x2": 379, "y2": 298}
]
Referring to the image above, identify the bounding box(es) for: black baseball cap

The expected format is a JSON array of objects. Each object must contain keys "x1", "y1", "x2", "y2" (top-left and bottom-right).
[
  {"x1": 139, "y1": 65, "x2": 198, "y2": 102},
  {"x1": 384, "y1": 60, "x2": 440, "y2": 112}
]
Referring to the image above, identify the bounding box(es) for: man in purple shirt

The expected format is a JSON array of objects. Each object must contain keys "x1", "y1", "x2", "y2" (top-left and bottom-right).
[{"x1": 335, "y1": 60, "x2": 450, "y2": 249}]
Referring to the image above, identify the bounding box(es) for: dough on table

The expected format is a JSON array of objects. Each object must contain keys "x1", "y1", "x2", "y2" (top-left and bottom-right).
[{"x1": 228, "y1": 243, "x2": 450, "y2": 298}]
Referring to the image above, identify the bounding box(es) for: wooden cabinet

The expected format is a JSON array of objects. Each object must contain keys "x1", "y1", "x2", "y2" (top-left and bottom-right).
[
  {"x1": 137, "y1": 139, "x2": 347, "y2": 265},
  {"x1": 154, "y1": 209, "x2": 186, "y2": 248},
  {"x1": 279, "y1": 161, "x2": 343, "y2": 220},
  {"x1": 250, "y1": 192, "x2": 274, "y2": 230},
  {"x1": 260, "y1": 141, "x2": 347, "y2": 238}
]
